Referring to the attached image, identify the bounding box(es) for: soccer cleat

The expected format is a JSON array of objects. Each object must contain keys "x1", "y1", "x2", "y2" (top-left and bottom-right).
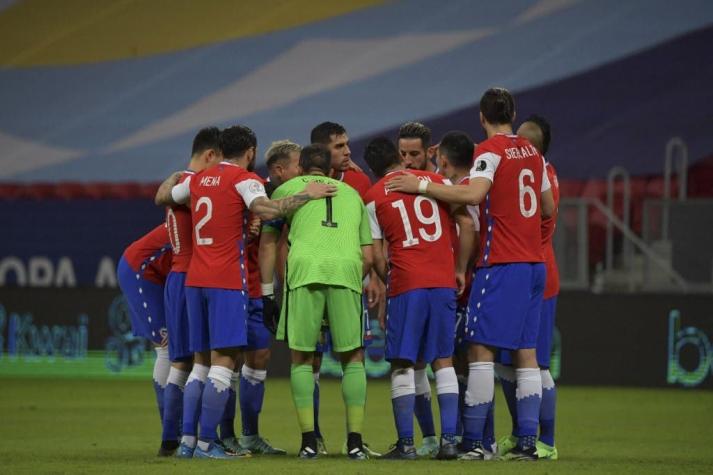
[
  {"x1": 535, "y1": 440, "x2": 558, "y2": 460},
  {"x1": 193, "y1": 442, "x2": 238, "y2": 460},
  {"x1": 238, "y1": 434, "x2": 287, "y2": 455},
  {"x1": 218, "y1": 437, "x2": 252, "y2": 457},
  {"x1": 157, "y1": 440, "x2": 179, "y2": 457},
  {"x1": 458, "y1": 446, "x2": 486, "y2": 461},
  {"x1": 298, "y1": 446, "x2": 318, "y2": 459},
  {"x1": 435, "y1": 438, "x2": 458, "y2": 460},
  {"x1": 341, "y1": 440, "x2": 382, "y2": 457},
  {"x1": 497, "y1": 434, "x2": 517, "y2": 456},
  {"x1": 345, "y1": 432, "x2": 369, "y2": 460},
  {"x1": 316, "y1": 436, "x2": 328, "y2": 455},
  {"x1": 347, "y1": 446, "x2": 369, "y2": 460},
  {"x1": 175, "y1": 442, "x2": 195, "y2": 459},
  {"x1": 501, "y1": 445, "x2": 538, "y2": 461},
  {"x1": 416, "y1": 435, "x2": 439, "y2": 457},
  {"x1": 382, "y1": 441, "x2": 417, "y2": 460}
]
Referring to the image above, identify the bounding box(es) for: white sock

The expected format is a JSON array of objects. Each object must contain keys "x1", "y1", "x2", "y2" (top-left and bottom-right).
[
  {"x1": 153, "y1": 347, "x2": 170, "y2": 388},
  {"x1": 541, "y1": 369, "x2": 555, "y2": 390},
  {"x1": 391, "y1": 367, "x2": 415, "y2": 399},
  {"x1": 242, "y1": 365, "x2": 267, "y2": 386},
  {"x1": 494, "y1": 363, "x2": 516, "y2": 383},
  {"x1": 414, "y1": 368, "x2": 432, "y2": 400},
  {"x1": 207, "y1": 365, "x2": 233, "y2": 393},
  {"x1": 181, "y1": 435, "x2": 196, "y2": 448},
  {"x1": 186, "y1": 363, "x2": 209, "y2": 385},
  {"x1": 167, "y1": 367, "x2": 189, "y2": 389},
  {"x1": 435, "y1": 367, "x2": 459, "y2": 395},
  {"x1": 465, "y1": 362, "x2": 494, "y2": 406},
  {"x1": 516, "y1": 368, "x2": 542, "y2": 400},
  {"x1": 313, "y1": 372, "x2": 320, "y2": 384}
]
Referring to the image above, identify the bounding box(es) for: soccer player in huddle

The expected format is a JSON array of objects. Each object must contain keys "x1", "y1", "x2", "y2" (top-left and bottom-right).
[
  {"x1": 396, "y1": 121, "x2": 441, "y2": 454},
  {"x1": 363, "y1": 137, "x2": 476, "y2": 460},
  {"x1": 157, "y1": 127, "x2": 223, "y2": 456},
  {"x1": 497, "y1": 115, "x2": 560, "y2": 460},
  {"x1": 156, "y1": 125, "x2": 335, "y2": 459},
  {"x1": 259, "y1": 144, "x2": 373, "y2": 459},
  {"x1": 116, "y1": 224, "x2": 172, "y2": 454},
  {"x1": 308, "y1": 122, "x2": 379, "y2": 454},
  {"x1": 387, "y1": 87, "x2": 555, "y2": 461}
]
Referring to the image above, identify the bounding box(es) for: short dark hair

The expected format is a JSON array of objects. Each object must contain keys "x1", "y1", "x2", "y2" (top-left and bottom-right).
[
  {"x1": 191, "y1": 127, "x2": 221, "y2": 156},
  {"x1": 439, "y1": 131, "x2": 474, "y2": 169},
  {"x1": 300, "y1": 144, "x2": 332, "y2": 175},
  {"x1": 523, "y1": 114, "x2": 551, "y2": 156},
  {"x1": 310, "y1": 122, "x2": 347, "y2": 145},
  {"x1": 364, "y1": 137, "x2": 399, "y2": 178},
  {"x1": 220, "y1": 125, "x2": 257, "y2": 159},
  {"x1": 480, "y1": 87, "x2": 515, "y2": 125},
  {"x1": 398, "y1": 121, "x2": 431, "y2": 149}
]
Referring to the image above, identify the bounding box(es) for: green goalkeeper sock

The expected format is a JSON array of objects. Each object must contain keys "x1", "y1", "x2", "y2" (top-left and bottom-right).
[
  {"x1": 342, "y1": 362, "x2": 366, "y2": 434},
  {"x1": 291, "y1": 364, "x2": 315, "y2": 433}
]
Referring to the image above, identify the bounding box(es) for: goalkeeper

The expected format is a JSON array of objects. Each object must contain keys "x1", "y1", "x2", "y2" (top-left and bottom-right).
[{"x1": 258, "y1": 144, "x2": 374, "y2": 460}]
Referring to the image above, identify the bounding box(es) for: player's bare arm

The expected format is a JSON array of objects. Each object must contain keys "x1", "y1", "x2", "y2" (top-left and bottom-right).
[
  {"x1": 541, "y1": 187, "x2": 555, "y2": 218},
  {"x1": 371, "y1": 238, "x2": 388, "y2": 283},
  {"x1": 259, "y1": 230, "x2": 280, "y2": 288},
  {"x1": 386, "y1": 173, "x2": 491, "y2": 206},
  {"x1": 154, "y1": 171, "x2": 183, "y2": 206},
  {"x1": 451, "y1": 205, "x2": 476, "y2": 296},
  {"x1": 361, "y1": 244, "x2": 374, "y2": 279},
  {"x1": 250, "y1": 182, "x2": 337, "y2": 220}
]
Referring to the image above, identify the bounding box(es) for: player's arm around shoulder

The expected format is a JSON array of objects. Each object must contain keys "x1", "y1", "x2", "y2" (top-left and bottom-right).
[
  {"x1": 385, "y1": 169, "x2": 486, "y2": 206},
  {"x1": 249, "y1": 177, "x2": 337, "y2": 220},
  {"x1": 155, "y1": 171, "x2": 186, "y2": 206}
]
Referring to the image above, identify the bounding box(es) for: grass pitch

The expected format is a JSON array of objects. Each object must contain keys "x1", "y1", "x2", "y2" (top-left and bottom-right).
[{"x1": 0, "y1": 377, "x2": 712, "y2": 474}]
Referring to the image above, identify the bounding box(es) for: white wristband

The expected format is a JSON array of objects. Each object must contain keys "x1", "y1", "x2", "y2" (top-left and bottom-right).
[
  {"x1": 418, "y1": 180, "x2": 429, "y2": 194},
  {"x1": 261, "y1": 283, "x2": 274, "y2": 295}
]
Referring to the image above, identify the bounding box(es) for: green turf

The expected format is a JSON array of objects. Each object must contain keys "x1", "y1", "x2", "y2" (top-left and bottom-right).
[{"x1": 0, "y1": 377, "x2": 711, "y2": 474}]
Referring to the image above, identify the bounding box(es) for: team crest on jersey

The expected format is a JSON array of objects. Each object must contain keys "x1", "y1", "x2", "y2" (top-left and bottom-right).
[
  {"x1": 476, "y1": 160, "x2": 487, "y2": 171},
  {"x1": 249, "y1": 180, "x2": 265, "y2": 194}
]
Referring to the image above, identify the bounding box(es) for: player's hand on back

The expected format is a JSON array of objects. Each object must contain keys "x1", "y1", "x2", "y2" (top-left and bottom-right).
[
  {"x1": 247, "y1": 215, "x2": 261, "y2": 241},
  {"x1": 346, "y1": 159, "x2": 363, "y2": 173},
  {"x1": 386, "y1": 172, "x2": 421, "y2": 194},
  {"x1": 303, "y1": 181, "x2": 337, "y2": 200}
]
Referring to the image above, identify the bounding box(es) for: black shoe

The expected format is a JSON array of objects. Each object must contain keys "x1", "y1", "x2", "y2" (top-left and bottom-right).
[
  {"x1": 503, "y1": 445, "x2": 538, "y2": 461},
  {"x1": 346, "y1": 432, "x2": 368, "y2": 460},
  {"x1": 157, "y1": 440, "x2": 179, "y2": 457},
  {"x1": 299, "y1": 431, "x2": 318, "y2": 459},
  {"x1": 435, "y1": 438, "x2": 458, "y2": 460},
  {"x1": 382, "y1": 441, "x2": 417, "y2": 460}
]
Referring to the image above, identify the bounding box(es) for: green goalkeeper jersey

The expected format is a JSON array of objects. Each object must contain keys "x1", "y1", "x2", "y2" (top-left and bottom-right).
[{"x1": 270, "y1": 175, "x2": 372, "y2": 293}]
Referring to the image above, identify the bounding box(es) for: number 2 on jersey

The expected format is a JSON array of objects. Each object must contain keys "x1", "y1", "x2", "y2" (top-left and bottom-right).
[
  {"x1": 194, "y1": 197, "x2": 214, "y2": 245},
  {"x1": 392, "y1": 196, "x2": 442, "y2": 247}
]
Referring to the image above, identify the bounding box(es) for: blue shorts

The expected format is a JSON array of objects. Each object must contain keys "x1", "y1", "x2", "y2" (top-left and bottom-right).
[
  {"x1": 498, "y1": 296, "x2": 557, "y2": 367},
  {"x1": 316, "y1": 294, "x2": 372, "y2": 354},
  {"x1": 466, "y1": 263, "x2": 545, "y2": 350},
  {"x1": 246, "y1": 298, "x2": 272, "y2": 351},
  {"x1": 185, "y1": 286, "x2": 249, "y2": 352},
  {"x1": 117, "y1": 255, "x2": 167, "y2": 345},
  {"x1": 163, "y1": 271, "x2": 192, "y2": 361},
  {"x1": 385, "y1": 288, "x2": 456, "y2": 364},
  {"x1": 454, "y1": 304, "x2": 468, "y2": 354}
]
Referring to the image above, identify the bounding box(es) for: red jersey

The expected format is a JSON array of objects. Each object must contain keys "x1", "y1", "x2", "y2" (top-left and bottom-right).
[
  {"x1": 450, "y1": 176, "x2": 481, "y2": 306},
  {"x1": 122, "y1": 224, "x2": 173, "y2": 285},
  {"x1": 470, "y1": 134, "x2": 550, "y2": 266},
  {"x1": 165, "y1": 171, "x2": 195, "y2": 273},
  {"x1": 246, "y1": 177, "x2": 266, "y2": 299},
  {"x1": 365, "y1": 169, "x2": 456, "y2": 297},
  {"x1": 542, "y1": 162, "x2": 560, "y2": 298},
  {"x1": 339, "y1": 170, "x2": 371, "y2": 201},
  {"x1": 171, "y1": 161, "x2": 268, "y2": 290}
]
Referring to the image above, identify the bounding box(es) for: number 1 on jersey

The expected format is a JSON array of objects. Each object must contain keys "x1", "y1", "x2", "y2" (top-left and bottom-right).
[{"x1": 321, "y1": 197, "x2": 338, "y2": 228}]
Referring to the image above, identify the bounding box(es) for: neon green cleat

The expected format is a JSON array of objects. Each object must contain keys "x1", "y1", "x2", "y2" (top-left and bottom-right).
[
  {"x1": 238, "y1": 434, "x2": 286, "y2": 455},
  {"x1": 535, "y1": 440, "x2": 558, "y2": 460},
  {"x1": 416, "y1": 435, "x2": 439, "y2": 457},
  {"x1": 497, "y1": 435, "x2": 518, "y2": 456}
]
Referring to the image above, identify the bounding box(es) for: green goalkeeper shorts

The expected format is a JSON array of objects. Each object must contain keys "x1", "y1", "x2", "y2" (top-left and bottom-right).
[{"x1": 277, "y1": 283, "x2": 363, "y2": 353}]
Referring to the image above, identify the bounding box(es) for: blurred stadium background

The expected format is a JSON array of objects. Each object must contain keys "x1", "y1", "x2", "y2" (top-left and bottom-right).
[{"x1": 1, "y1": 0, "x2": 712, "y2": 471}]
